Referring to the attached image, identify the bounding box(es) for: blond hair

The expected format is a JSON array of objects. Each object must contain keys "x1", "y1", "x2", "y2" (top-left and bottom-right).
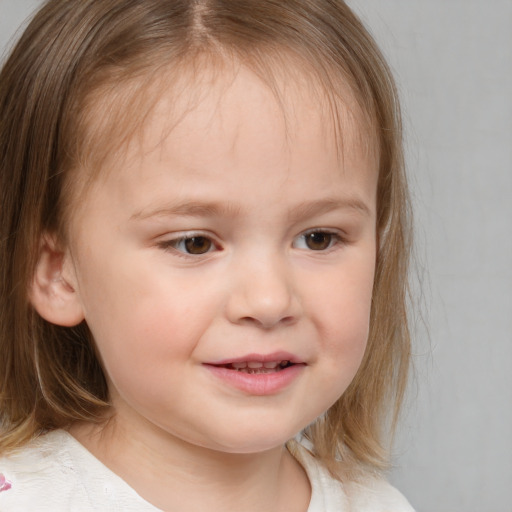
[{"x1": 0, "y1": 0, "x2": 411, "y2": 475}]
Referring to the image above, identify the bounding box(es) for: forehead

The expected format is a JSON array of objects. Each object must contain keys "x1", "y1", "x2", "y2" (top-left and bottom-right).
[
  {"x1": 66, "y1": 54, "x2": 379, "y2": 218},
  {"x1": 64, "y1": 55, "x2": 380, "y2": 247},
  {"x1": 78, "y1": 52, "x2": 378, "y2": 174}
]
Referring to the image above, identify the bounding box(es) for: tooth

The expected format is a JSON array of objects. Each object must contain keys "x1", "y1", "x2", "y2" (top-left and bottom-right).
[
  {"x1": 263, "y1": 361, "x2": 278, "y2": 369},
  {"x1": 232, "y1": 362, "x2": 247, "y2": 370},
  {"x1": 247, "y1": 361, "x2": 263, "y2": 369},
  {"x1": 280, "y1": 360, "x2": 290, "y2": 367}
]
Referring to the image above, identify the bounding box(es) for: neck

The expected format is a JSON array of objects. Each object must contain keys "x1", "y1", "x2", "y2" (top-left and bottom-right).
[{"x1": 69, "y1": 418, "x2": 310, "y2": 512}]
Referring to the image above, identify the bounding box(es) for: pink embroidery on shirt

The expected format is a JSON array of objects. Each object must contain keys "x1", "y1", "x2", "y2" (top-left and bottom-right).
[{"x1": 0, "y1": 473, "x2": 12, "y2": 492}]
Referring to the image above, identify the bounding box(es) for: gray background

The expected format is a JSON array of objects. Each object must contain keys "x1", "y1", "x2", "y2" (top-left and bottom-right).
[
  {"x1": 346, "y1": 2, "x2": 512, "y2": 512},
  {"x1": 1, "y1": 1, "x2": 511, "y2": 511}
]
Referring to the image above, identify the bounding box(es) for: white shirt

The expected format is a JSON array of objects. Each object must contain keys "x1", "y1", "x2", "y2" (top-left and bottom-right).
[{"x1": 0, "y1": 430, "x2": 414, "y2": 511}]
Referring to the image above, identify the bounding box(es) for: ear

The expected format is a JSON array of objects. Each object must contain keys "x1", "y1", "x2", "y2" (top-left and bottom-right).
[{"x1": 29, "y1": 234, "x2": 85, "y2": 327}]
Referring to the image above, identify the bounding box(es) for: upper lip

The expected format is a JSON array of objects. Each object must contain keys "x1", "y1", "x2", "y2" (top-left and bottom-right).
[{"x1": 204, "y1": 352, "x2": 304, "y2": 366}]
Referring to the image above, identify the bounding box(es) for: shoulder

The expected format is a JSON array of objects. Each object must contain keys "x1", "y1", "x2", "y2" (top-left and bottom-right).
[
  {"x1": 0, "y1": 429, "x2": 160, "y2": 512},
  {"x1": 289, "y1": 441, "x2": 414, "y2": 512},
  {"x1": 0, "y1": 430, "x2": 91, "y2": 511},
  {"x1": 343, "y1": 474, "x2": 415, "y2": 512},
  {"x1": 0, "y1": 430, "x2": 79, "y2": 510}
]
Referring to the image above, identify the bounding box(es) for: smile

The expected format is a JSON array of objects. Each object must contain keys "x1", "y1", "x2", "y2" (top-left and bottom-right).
[
  {"x1": 217, "y1": 360, "x2": 293, "y2": 374},
  {"x1": 203, "y1": 354, "x2": 305, "y2": 395}
]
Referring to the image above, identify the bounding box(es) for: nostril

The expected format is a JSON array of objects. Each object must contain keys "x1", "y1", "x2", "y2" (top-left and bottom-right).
[{"x1": 238, "y1": 314, "x2": 296, "y2": 329}]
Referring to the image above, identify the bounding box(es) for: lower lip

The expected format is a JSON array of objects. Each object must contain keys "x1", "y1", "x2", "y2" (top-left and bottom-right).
[{"x1": 203, "y1": 364, "x2": 305, "y2": 396}]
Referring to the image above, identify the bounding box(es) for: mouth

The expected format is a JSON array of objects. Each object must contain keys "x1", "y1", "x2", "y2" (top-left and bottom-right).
[
  {"x1": 213, "y1": 360, "x2": 295, "y2": 375},
  {"x1": 203, "y1": 353, "x2": 305, "y2": 394}
]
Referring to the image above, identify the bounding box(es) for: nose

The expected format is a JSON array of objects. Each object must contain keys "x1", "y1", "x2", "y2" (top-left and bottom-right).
[{"x1": 225, "y1": 252, "x2": 301, "y2": 329}]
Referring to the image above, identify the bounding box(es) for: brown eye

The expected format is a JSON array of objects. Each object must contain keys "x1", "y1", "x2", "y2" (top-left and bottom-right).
[
  {"x1": 183, "y1": 236, "x2": 212, "y2": 254},
  {"x1": 304, "y1": 232, "x2": 334, "y2": 251}
]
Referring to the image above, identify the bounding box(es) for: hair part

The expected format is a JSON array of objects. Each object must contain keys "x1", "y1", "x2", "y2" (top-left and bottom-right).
[{"x1": 0, "y1": 0, "x2": 411, "y2": 476}]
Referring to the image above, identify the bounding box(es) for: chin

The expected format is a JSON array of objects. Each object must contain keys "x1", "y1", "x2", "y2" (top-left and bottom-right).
[{"x1": 198, "y1": 426, "x2": 301, "y2": 455}]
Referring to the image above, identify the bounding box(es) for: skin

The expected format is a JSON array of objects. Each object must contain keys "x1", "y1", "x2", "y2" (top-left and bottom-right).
[{"x1": 41, "y1": 64, "x2": 379, "y2": 511}]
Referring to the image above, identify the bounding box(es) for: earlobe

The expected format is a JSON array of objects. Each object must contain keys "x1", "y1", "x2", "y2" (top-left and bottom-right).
[{"x1": 29, "y1": 235, "x2": 85, "y2": 327}]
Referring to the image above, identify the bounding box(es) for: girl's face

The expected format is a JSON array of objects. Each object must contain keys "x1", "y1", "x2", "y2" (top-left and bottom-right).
[{"x1": 64, "y1": 65, "x2": 378, "y2": 454}]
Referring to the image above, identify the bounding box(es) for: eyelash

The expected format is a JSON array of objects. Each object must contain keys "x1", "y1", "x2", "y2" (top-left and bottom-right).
[
  {"x1": 293, "y1": 229, "x2": 345, "y2": 252},
  {"x1": 156, "y1": 229, "x2": 346, "y2": 257},
  {"x1": 157, "y1": 233, "x2": 219, "y2": 257}
]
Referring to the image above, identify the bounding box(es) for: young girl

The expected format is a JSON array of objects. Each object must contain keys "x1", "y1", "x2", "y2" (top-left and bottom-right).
[{"x1": 0, "y1": 1, "x2": 414, "y2": 510}]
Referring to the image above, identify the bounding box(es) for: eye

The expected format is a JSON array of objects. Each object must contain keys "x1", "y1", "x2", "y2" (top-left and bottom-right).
[
  {"x1": 159, "y1": 235, "x2": 215, "y2": 255},
  {"x1": 181, "y1": 236, "x2": 213, "y2": 254},
  {"x1": 293, "y1": 230, "x2": 342, "y2": 251}
]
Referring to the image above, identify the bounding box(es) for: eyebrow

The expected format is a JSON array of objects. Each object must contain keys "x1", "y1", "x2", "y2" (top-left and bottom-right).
[
  {"x1": 131, "y1": 201, "x2": 243, "y2": 220},
  {"x1": 131, "y1": 196, "x2": 372, "y2": 222},
  {"x1": 286, "y1": 197, "x2": 373, "y2": 221}
]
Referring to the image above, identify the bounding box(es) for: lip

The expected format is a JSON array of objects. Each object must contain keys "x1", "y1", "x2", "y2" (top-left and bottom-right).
[
  {"x1": 206, "y1": 351, "x2": 303, "y2": 366},
  {"x1": 203, "y1": 352, "x2": 306, "y2": 396}
]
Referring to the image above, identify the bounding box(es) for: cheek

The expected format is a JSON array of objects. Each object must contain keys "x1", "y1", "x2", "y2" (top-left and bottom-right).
[
  {"x1": 323, "y1": 313, "x2": 370, "y2": 381},
  {"x1": 317, "y1": 309, "x2": 370, "y2": 403},
  {"x1": 80, "y1": 266, "x2": 219, "y2": 382},
  {"x1": 88, "y1": 300, "x2": 194, "y2": 408},
  {"x1": 310, "y1": 260, "x2": 375, "y2": 377},
  {"x1": 88, "y1": 292, "x2": 200, "y2": 362},
  {"x1": 315, "y1": 261, "x2": 374, "y2": 326}
]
